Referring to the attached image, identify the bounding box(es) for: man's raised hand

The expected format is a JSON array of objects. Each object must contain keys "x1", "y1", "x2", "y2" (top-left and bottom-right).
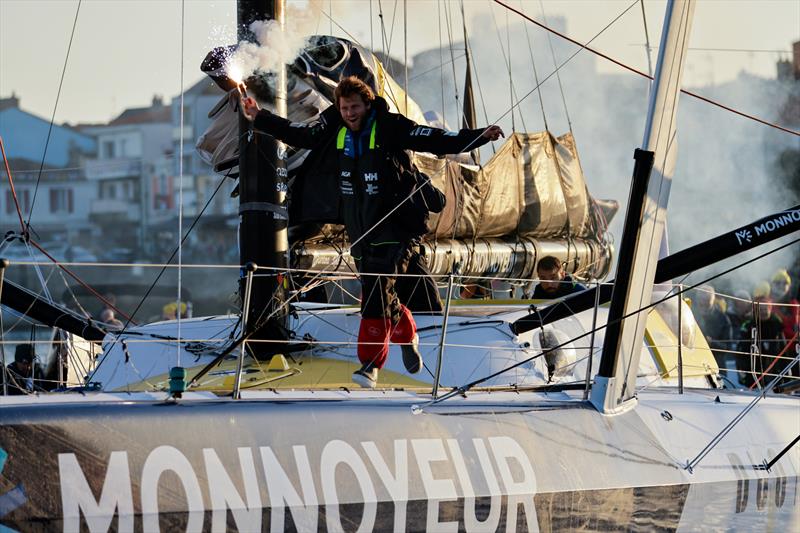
[
  {"x1": 241, "y1": 96, "x2": 260, "y2": 122},
  {"x1": 482, "y1": 125, "x2": 504, "y2": 141}
]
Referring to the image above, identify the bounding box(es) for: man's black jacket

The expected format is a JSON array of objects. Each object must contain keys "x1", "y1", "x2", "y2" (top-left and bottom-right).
[
  {"x1": 254, "y1": 96, "x2": 489, "y2": 249},
  {"x1": 531, "y1": 275, "x2": 587, "y2": 300}
]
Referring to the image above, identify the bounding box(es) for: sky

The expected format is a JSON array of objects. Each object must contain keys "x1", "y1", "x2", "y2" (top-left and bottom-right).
[{"x1": 0, "y1": 0, "x2": 797, "y2": 124}]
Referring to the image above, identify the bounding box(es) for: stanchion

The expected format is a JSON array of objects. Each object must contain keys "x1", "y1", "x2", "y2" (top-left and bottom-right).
[{"x1": 234, "y1": 262, "x2": 257, "y2": 399}]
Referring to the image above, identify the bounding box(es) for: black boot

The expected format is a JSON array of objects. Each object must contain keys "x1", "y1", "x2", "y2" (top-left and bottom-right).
[{"x1": 400, "y1": 334, "x2": 422, "y2": 374}]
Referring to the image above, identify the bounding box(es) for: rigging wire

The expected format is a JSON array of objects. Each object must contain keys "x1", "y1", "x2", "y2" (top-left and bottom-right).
[
  {"x1": 28, "y1": 239, "x2": 131, "y2": 321},
  {"x1": 419, "y1": 235, "x2": 800, "y2": 407},
  {"x1": 488, "y1": 1, "x2": 513, "y2": 130},
  {"x1": 27, "y1": 0, "x2": 82, "y2": 231},
  {"x1": 639, "y1": 0, "x2": 654, "y2": 78},
  {"x1": 389, "y1": 0, "x2": 400, "y2": 56},
  {"x1": 631, "y1": 46, "x2": 795, "y2": 54},
  {"x1": 86, "y1": 167, "x2": 233, "y2": 384},
  {"x1": 0, "y1": 137, "x2": 26, "y2": 232},
  {"x1": 176, "y1": 0, "x2": 186, "y2": 367},
  {"x1": 487, "y1": 0, "x2": 640, "y2": 129},
  {"x1": 488, "y1": 0, "x2": 526, "y2": 132},
  {"x1": 686, "y1": 354, "x2": 800, "y2": 473},
  {"x1": 517, "y1": 0, "x2": 549, "y2": 131},
  {"x1": 537, "y1": 0, "x2": 573, "y2": 134},
  {"x1": 340, "y1": 0, "x2": 640, "y2": 255},
  {"x1": 172, "y1": 0, "x2": 680, "y2": 360},
  {"x1": 493, "y1": 0, "x2": 800, "y2": 137},
  {"x1": 438, "y1": 0, "x2": 446, "y2": 125},
  {"x1": 403, "y1": 0, "x2": 408, "y2": 113},
  {"x1": 408, "y1": 53, "x2": 466, "y2": 82},
  {"x1": 506, "y1": 7, "x2": 521, "y2": 131},
  {"x1": 619, "y1": 0, "x2": 695, "y2": 394},
  {"x1": 443, "y1": 0, "x2": 462, "y2": 125},
  {"x1": 461, "y1": 5, "x2": 494, "y2": 152}
]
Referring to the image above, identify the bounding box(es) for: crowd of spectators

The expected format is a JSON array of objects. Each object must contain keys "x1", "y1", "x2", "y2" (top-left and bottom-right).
[{"x1": 691, "y1": 261, "x2": 799, "y2": 391}]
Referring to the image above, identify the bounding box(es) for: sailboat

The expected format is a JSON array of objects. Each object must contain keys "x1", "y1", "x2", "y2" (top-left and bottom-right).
[{"x1": 1, "y1": 0, "x2": 799, "y2": 530}]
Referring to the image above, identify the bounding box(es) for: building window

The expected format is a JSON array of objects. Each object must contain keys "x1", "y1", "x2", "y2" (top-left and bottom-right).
[
  {"x1": 49, "y1": 188, "x2": 74, "y2": 213},
  {"x1": 182, "y1": 105, "x2": 193, "y2": 125},
  {"x1": 6, "y1": 189, "x2": 30, "y2": 215},
  {"x1": 101, "y1": 182, "x2": 116, "y2": 199},
  {"x1": 103, "y1": 140, "x2": 115, "y2": 158}
]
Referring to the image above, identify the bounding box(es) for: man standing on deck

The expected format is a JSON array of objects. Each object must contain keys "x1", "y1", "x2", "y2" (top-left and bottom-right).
[{"x1": 242, "y1": 76, "x2": 503, "y2": 388}]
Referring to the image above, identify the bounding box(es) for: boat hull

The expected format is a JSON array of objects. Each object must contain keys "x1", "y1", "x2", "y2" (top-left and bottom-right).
[{"x1": 1, "y1": 389, "x2": 797, "y2": 531}]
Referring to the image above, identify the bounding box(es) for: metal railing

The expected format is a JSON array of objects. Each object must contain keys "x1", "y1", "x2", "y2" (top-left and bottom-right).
[{"x1": 2, "y1": 259, "x2": 798, "y2": 399}]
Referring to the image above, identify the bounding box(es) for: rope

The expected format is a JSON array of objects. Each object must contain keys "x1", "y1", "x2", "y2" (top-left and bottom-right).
[
  {"x1": 488, "y1": 0, "x2": 640, "y2": 128},
  {"x1": 342, "y1": 0, "x2": 639, "y2": 252},
  {"x1": 462, "y1": 14, "x2": 493, "y2": 153},
  {"x1": 488, "y1": 0, "x2": 517, "y2": 131},
  {"x1": 26, "y1": 238, "x2": 133, "y2": 323},
  {"x1": 27, "y1": 0, "x2": 82, "y2": 229},
  {"x1": 621, "y1": 0, "x2": 694, "y2": 390},
  {"x1": 517, "y1": 0, "x2": 549, "y2": 131},
  {"x1": 639, "y1": 0, "x2": 654, "y2": 77},
  {"x1": 537, "y1": 0, "x2": 573, "y2": 134},
  {"x1": 493, "y1": 0, "x2": 800, "y2": 137},
  {"x1": 686, "y1": 354, "x2": 800, "y2": 473},
  {"x1": 421, "y1": 236, "x2": 800, "y2": 407},
  {"x1": 0, "y1": 137, "x2": 25, "y2": 232},
  {"x1": 443, "y1": 0, "x2": 462, "y2": 124},
  {"x1": 438, "y1": 0, "x2": 446, "y2": 125},
  {"x1": 193, "y1": 0, "x2": 660, "y2": 339},
  {"x1": 86, "y1": 169, "x2": 232, "y2": 385},
  {"x1": 408, "y1": 53, "x2": 466, "y2": 82},
  {"x1": 749, "y1": 331, "x2": 799, "y2": 390},
  {"x1": 403, "y1": 0, "x2": 408, "y2": 113}
]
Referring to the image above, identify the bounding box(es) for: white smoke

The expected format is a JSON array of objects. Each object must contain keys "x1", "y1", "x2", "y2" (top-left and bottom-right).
[{"x1": 227, "y1": 0, "x2": 322, "y2": 81}]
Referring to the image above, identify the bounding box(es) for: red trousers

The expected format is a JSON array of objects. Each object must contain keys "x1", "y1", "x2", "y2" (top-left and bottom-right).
[{"x1": 357, "y1": 304, "x2": 416, "y2": 368}]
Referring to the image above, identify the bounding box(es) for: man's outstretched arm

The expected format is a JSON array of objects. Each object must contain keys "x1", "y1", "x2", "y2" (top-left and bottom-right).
[
  {"x1": 393, "y1": 114, "x2": 504, "y2": 155},
  {"x1": 241, "y1": 96, "x2": 332, "y2": 149}
]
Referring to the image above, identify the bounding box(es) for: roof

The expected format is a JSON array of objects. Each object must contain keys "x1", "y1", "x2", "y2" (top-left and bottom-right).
[
  {"x1": 0, "y1": 94, "x2": 20, "y2": 111},
  {"x1": 109, "y1": 103, "x2": 171, "y2": 126},
  {"x1": 183, "y1": 77, "x2": 225, "y2": 97}
]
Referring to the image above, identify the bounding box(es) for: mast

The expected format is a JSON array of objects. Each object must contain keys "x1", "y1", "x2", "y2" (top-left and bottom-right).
[
  {"x1": 237, "y1": 0, "x2": 288, "y2": 354},
  {"x1": 590, "y1": 0, "x2": 695, "y2": 414}
]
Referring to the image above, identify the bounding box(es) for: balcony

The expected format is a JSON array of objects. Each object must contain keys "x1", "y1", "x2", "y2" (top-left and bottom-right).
[
  {"x1": 89, "y1": 198, "x2": 141, "y2": 221},
  {"x1": 85, "y1": 158, "x2": 142, "y2": 180}
]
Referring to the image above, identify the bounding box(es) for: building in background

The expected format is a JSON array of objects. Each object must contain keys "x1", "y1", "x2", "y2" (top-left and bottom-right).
[
  {"x1": 81, "y1": 96, "x2": 171, "y2": 252},
  {"x1": 163, "y1": 78, "x2": 234, "y2": 263},
  {"x1": 0, "y1": 94, "x2": 97, "y2": 246}
]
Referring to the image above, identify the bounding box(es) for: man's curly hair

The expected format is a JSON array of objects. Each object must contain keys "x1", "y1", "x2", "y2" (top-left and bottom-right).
[{"x1": 334, "y1": 76, "x2": 375, "y2": 107}]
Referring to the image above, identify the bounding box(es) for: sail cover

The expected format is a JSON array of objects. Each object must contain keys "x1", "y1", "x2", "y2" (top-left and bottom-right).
[{"x1": 419, "y1": 131, "x2": 593, "y2": 240}]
